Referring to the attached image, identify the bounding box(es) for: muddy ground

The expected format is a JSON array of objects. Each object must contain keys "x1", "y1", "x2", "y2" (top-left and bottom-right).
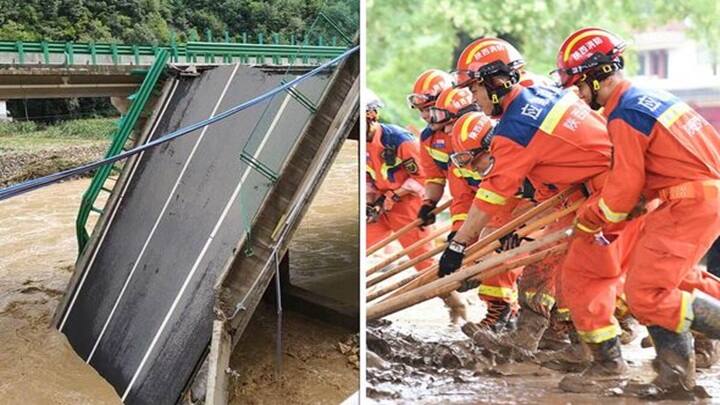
[{"x1": 366, "y1": 297, "x2": 720, "y2": 404}]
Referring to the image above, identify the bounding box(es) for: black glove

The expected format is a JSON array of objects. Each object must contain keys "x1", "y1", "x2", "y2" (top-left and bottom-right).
[
  {"x1": 366, "y1": 204, "x2": 380, "y2": 224},
  {"x1": 446, "y1": 231, "x2": 456, "y2": 242},
  {"x1": 438, "y1": 240, "x2": 466, "y2": 277},
  {"x1": 495, "y1": 232, "x2": 534, "y2": 253},
  {"x1": 417, "y1": 200, "x2": 438, "y2": 227}
]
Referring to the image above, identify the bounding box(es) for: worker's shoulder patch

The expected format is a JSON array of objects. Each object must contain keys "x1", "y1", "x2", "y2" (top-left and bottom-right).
[
  {"x1": 381, "y1": 123, "x2": 416, "y2": 148},
  {"x1": 420, "y1": 126, "x2": 435, "y2": 142},
  {"x1": 402, "y1": 158, "x2": 419, "y2": 174},
  {"x1": 495, "y1": 86, "x2": 565, "y2": 147},
  {"x1": 609, "y1": 86, "x2": 679, "y2": 136}
]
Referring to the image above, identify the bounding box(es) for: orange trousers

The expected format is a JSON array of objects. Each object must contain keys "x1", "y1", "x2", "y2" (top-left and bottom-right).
[
  {"x1": 560, "y1": 193, "x2": 643, "y2": 343},
  {"x1": 625, "y1": 198, "x2": 720, "y2": 332},
  {"x1": 367, "y1": 195, "x2": 434, "y2": 271}
]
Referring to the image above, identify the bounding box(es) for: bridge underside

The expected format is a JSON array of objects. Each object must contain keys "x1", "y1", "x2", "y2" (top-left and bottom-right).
[{"x1": 0, "y1": 65, "x2": 145, "y2": 99}]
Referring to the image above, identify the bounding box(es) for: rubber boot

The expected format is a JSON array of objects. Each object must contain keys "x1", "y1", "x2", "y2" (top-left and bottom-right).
[
  {"x1": 690, "y1": 290, "x2": 720, "y2": 339},
  {"x1": 559, "y1": 336, "x2": 628, "y2": 393},
  {"x1": 462, "y1": 307, "x2": 547, "y2": 360},
  {"x1": 441, "y1": 291, "x2": 467, "y2": 324},
  {"x1": 537, "y1": 321, "x2": 570, "y2": 351},
  {"x1": 693, "y1": 333, "x2": 720, "y2": 369},
  {"x1": 647, "y1": 326, "x2": 696, "y2": 394}
]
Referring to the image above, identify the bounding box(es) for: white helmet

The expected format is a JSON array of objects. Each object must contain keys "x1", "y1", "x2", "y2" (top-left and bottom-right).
[{"x1": 365, "y1": 88, "x2": 384, "y2": 112}]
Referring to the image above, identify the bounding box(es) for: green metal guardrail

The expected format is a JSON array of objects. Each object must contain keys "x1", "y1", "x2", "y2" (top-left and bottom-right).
[
  {"x1": 75, "y1": 49, "x2": 170, "y2": 251},
  {"x1": 0, "y1": 35, "x2": 346, "y2": 66}
]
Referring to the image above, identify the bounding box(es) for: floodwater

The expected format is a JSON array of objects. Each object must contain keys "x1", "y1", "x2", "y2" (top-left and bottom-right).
[
  {"x1": 367, "y1": 296, "x2": 720, "y2": 404},
  {"x1": 290, "y1": 140, "x2": 359, "y2": 306},
  {"x1": 0, "y1": 142, "x2": 358, "y2": 402},
  {"x1": 0, "y1": 179, "x2": 120, "y2": 403}
]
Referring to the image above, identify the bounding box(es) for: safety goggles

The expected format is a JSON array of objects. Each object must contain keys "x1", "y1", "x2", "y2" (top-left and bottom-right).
[
  {"x1": 406, "y1": 93, "x2": 437, "y2": 109},
  {"x1": 427, "y1": 107, "x2": 455, "y2": 125},
  {"x1": 450, "y1": 148, "x2": 485, "y2": 168}
]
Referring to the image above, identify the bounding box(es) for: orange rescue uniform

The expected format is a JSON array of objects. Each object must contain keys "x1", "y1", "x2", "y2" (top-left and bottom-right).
[
  {"x1": 448, "y1": 162, "x2": 524, "y2": 305},
  {"x1": 578, "y1": 80, "x2": 720, "y2": 332},
  {"x1": 472, "y1": 84, "x2": 636, "y2": 343},
  {"x1": 367, "y1": 123, "x2": 434, "y2": 270}
]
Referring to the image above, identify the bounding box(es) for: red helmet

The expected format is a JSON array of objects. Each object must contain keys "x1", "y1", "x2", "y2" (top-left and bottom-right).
[
  {"x1": 407, "y1": 69, "x2": 455, "y2": 109},
  {"x1": 455, "y1": 37, "x2": 525, "y2": 87},
  {"x1": 555, "y1": 27, "x2": 626, "y2": 88},
  {"x1": 428, "y1": 87, "x2": 476, "y2": 125},
  {"x1": 450, "y1": 112, "x2": 494, "y2": 168}
]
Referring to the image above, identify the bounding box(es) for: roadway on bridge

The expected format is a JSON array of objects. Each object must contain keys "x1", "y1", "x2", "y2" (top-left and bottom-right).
[{"x1": 56, "y1": 64, "x2": 331, "y2": 403}]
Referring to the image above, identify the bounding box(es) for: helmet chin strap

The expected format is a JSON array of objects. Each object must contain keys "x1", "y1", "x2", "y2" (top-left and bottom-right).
[
  {"x1": 579, "y1": 58, "x2": 623, "y2": 111},
  {"x1": 483, "y1": 71, "x2": 519, "y2": 117},
  {"x1": 587, "y1": 77, "x2": 603, "y2": 111}
]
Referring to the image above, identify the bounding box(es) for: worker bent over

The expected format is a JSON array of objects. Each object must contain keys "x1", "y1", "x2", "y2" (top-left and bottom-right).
[
  {"x1": 366, "y1": 89, "x2": 465, "y2": 322},
  {"x1": 439, "y1": 37, "x2": 637, "y2": 380},
  {"x1": 555, "y1": 27, "x2": 720, "y2": 394}
]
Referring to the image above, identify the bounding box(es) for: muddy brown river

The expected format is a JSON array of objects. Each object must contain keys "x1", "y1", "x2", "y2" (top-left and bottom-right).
[{"x1": 0, "y1": 141, "x2": 358, "y2": 403}]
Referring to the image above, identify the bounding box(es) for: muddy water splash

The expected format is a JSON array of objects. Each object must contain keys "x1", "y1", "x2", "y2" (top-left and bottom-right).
[
  {"x1": 0, "y1": 179, "x2": 120, "y2": 403},
  {"x1": 289, "y1": 141, "x2": 358, "y2": 306},
  {"x1": 367, "y1": 298, "x2": 720, "y2": 404}
]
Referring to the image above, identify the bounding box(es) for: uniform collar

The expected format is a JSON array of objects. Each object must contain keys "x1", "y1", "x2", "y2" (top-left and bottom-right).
[
  {"x1": 371, "y1": 124, "x2": 383, "y2": 145},
  {"x1": 602, "y1": 79, "x2": 632, "y2": 118},
  {"x1": 498, "y1": 85, "x2": 524, "y2": 117}
]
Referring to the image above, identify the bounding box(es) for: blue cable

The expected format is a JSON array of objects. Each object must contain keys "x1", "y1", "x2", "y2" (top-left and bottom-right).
[{"x1": 0, "y1": 46, "x2": 358, "y2": 202}]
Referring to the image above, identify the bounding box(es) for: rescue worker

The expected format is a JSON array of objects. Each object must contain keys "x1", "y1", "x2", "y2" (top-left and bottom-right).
[
  {"x1": 555, "y1": 27, "x2": 720, "y2": 393},
  {"x1": 438, "y1": 38, "x2": 641, "y2": 386},
  {"x1": 365, "y1": 89, "x2": 466, "y2": 322},
  {"x1": 407, "y1": 69, "x2": 456, "y2": 212},
  {"x1": 427, "y1": 87, "x2": 524, "y2": 332},
  {"x1": 450, "y1": 111, "x2": 577, "y2": 357}
]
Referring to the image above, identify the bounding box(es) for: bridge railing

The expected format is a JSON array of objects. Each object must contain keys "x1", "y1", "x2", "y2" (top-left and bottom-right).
[
  {"x1": 0, "y1": 37, "x2": 347, "y2": 66},
  {"x1": 75, "y1": 49, "x2": 170, "y2": 251}
]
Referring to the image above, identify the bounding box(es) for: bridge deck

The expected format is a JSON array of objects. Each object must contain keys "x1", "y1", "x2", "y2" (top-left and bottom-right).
[{"x1": 54, "y1": 63, "x2": 344, "y2": 403}]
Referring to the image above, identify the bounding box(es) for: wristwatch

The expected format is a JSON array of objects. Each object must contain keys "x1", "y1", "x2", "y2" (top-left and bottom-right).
[{"x1": 448, "y1": 240, "x2": 466, "y2": 254}]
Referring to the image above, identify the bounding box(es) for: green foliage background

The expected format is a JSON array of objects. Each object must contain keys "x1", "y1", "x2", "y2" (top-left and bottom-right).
[
  {"x1": 0, "y1": 0, "x2": 358, "y2": 44},
  {"x1": 367, "y1": 0, "x2": 720, "y2": 127},
  {"x1": 0, "y1": 0, "x2": 358, "y2": 122}
]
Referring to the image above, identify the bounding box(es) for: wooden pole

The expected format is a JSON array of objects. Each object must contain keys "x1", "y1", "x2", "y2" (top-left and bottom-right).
[
  {"x1": 367, "y1": 227, "x2": 573, "y2": 320},
  {"x1": 367, "y1": 223, "x2": 451, "y2": 280},
  {"x1": 367, "y1": 271, "x2": 421, "y2": 302},
  {"x1": 383, "y1": 188, "x2": 580, "y2": 299},
  {"x1": 464, "y1": 198, "x2": 583, "y2": 263},
  {"x1": 366, "y1": 199, "x2": 451, "y2": 255}
]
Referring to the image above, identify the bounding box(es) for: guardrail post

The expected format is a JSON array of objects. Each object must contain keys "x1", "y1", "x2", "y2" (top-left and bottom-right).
[
  {"x1": 41, "y1": 40, "x2": 50, "y2": 63},
  {"x1": 111, "y1": 43, "x2": 119, "y2": 64},
  {"x1": 89, "y1": 41, "x2": 97, "y2": 65},
  {"x1": 15, "y1": 41, "x2": 24, "y2": 64},
  {"x1": 65, "y1": 42, "x2": 74, "y2": 65}
]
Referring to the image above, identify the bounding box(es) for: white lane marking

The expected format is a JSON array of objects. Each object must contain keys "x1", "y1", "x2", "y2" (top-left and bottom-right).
[
  {"x1": 121, "y1": 91, "x2": 293, "y2": 400},
  {"x1": 84, "y1": 64, "x2": 241, "y2": 362},
  {"x1": 59, "y1": 79, "x2": 180, "y2": 331}
]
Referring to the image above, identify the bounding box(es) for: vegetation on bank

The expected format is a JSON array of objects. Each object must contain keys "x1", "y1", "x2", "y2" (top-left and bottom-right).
[
  {"x1": 0, "y1": 118, "x2": 116, "y2": 140},
  {"x1": 0, "y1": 118, "x2": 114, "y2": 186}
]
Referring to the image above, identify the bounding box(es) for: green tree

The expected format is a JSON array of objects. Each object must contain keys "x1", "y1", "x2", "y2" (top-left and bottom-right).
[{"x1": 368, "y1": 0, "x2": 720, "y2": 126}]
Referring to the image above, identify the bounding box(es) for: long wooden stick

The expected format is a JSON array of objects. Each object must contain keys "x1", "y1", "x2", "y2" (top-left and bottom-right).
[
  {"x1": 367, "y1": 270, "x2": 421, "y2": 302},
  {"x1": 367, "y1": 228, "x2": 573, "y2": 320},
  {"x1": 384, "y1": 188, "x2": 580, "y2": 300},
  {"x1": 367, "y1": 199, "x2": 452, "y2": 255},
  {"x1": 464, "y1": 198, "x2": 583, "y2": 263},
  {"x1": 367, "y1": 223, "x2": 451, "y2": 277}
]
